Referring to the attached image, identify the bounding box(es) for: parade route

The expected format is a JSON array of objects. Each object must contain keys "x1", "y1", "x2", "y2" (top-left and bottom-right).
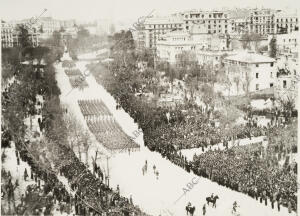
[{"x1": 55, "y1": 52, "x2": 295, "y2": 216}]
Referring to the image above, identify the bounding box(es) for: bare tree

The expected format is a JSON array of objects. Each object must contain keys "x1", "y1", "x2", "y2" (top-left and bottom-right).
[
  {"x1": 185, "y1": 75, "x2": 199, "y2": 102},
  {"x1": 219, "y1": 103, "x2": 243, "y2": 144},
  {"x1": 242, "y1": 66, "x2": 252, "y2": 95},
  {"x1": 233, "y1": 76, "x2": 240, "y2": 95},
  {"x1": 81, "y1": 130, "x2": 92, "y2": 165},
  {"x1": 241, "y1": 33, "x2": 261, "y2": 51},
  {"x1": 63, "y1": 112, "x2": 86, "y2": 161},
  {"x1": 63, "y1": 112, "x2": 83, "y2": 151}
]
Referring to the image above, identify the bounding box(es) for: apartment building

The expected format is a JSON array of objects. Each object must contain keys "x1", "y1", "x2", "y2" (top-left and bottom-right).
[
  {"x1": 275, "y1": 55, "x2": 299, "y2": 103},
  {"x1": 1, "y1": 21, "x2": 15, "y2": 48},
  {"x1": 156, "y1": 30, "x2": 198, "y2": 63},
  {"x1": 141, "y1": 16, "x2": 184, "y2": 48},
  {"x1": 247, "y1": 9, "x2": 277, "y2": 35},
  {"x1": 247, "y1": 9, "x2": 298, "y2": 35},
  {"x1": 179, "y1": 10, "x2": 230, "y2": 34},
  {"x1": 274, "y1": 11, "x2": 298, "y2": 34},
  {"x1": 231, "y1": 18, "x2": 248, "y2": 34},
  {"x1": 268, "y1": 31, "x2": 298, "y2": 56},
  {"x1": 28, "y1": 17, "x2": 77, "y2": 39},
  {"x1": 1, "y1": 20, "x2": 39, "y2": 48},
  {"x1": 156, "y1": 27, "x2": 233, "y2": 65},
  {"x1": 224, "y1": 51, "x2": 276, "y2": 93}
]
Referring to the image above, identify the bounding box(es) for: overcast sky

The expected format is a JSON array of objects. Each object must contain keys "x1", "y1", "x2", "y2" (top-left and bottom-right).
[{"x1": 0, "y1": 0, "x2": 298, "y2": 23}]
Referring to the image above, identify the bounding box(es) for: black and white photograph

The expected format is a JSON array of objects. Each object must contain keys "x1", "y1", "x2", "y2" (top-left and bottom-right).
[{"x1": 0, "y1": 0, "x2": 299, "y2": 215}]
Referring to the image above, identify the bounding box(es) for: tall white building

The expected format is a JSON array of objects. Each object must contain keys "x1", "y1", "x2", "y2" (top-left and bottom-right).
[
  {"x1": 268, "y1": 31, "x2": 299, "y2": 56},
  {"x1": 224, "y1": 51, "x2": 276, "y2": 93},
  {"x1": 156, "y1": 30, "x2": 198, "y2": 63},
  {"x1": 138, "y1": 16, "x2": 184, "y2": 49},
  {"x1": 178, "y1": 10, "x2": 231, "y2": 33},
  {"x1": 1, "y1": 20, "x2": 40, "y2": 48}
]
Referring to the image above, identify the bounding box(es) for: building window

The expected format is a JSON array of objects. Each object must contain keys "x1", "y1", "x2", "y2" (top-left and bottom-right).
[
  {"x1": 270, "y1": 83, "x2": 273, "y2": 87},
  {"x1": 283, "y1": 80, "x2": 287, "y2": 88},
  {"x1": 270, "y1": 62, "x2": 273, "y2": 67},
  {"x1": 256, "y1": 84, "x2": 259, "y2": 90},
  {"x1": 256, "y1": 73, "x2": 259, "y2": 78},
  {"x1": 256, "y1": 64, "x2": 259, "y2": 67},
  {"x1": 270, "y1": 72, "x2": 273, "y2": 78}
]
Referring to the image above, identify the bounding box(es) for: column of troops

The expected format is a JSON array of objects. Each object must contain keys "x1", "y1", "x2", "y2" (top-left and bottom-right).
[{"x1": 78, "y1": 100, "x2": 139, "y2": 151}]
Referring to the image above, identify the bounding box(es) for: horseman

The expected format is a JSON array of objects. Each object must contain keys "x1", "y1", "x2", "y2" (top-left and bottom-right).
[
  {"x1": 186, "y1": 202, "x2": 196, "y2": 216},
  {"x1": 206, "y1": 194, "x2": 219, "y2": 208}
]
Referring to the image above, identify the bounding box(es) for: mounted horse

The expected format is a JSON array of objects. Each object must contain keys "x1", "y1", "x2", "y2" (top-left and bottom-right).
[
  {"x1": 206, "y1": 195, "x2": 219, "y2": 208},
  {"x1": 185, "y1": 205, "x2": 196, "y2": 216}
]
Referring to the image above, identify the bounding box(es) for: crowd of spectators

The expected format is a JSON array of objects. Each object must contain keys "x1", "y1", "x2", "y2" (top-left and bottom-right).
[{"x1": 91, "y1": 43, "x2": 297, "y2": 213}]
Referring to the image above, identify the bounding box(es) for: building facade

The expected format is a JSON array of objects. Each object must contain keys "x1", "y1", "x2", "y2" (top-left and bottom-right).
[
  {"x1": 268, "y1": 31, "x2": 298, "y2": 57},
  {"x1": 274, "y1": 55, "x2": 299, "y2": 102},
  {"x1": 274, "y1": 12, "x2": 298, "y2": 34},
  {"x1": 1, "y1": 21, "x2": 15, "y2": 48},
  {"x1": 246, "y1": 9, "x2": 298, "y2": 35},
  {"x1": 247, "y1": 9, "x2": 277, "y2": 35},
  {"x1": 179, "y1": 10, "x2": 231, "y2": 34},
  {"x1": 1, "y1": 20, "x2": 39, "y2": 48},
  {"x1": 224, "y1": 51, "x2": 276, "y2": 93},
  {"x1": 141, "y1": 16, "x2": 184, "y2": 49},
  {"x1": 156, "y1": 30, "x2": 197, "y2": 63}
]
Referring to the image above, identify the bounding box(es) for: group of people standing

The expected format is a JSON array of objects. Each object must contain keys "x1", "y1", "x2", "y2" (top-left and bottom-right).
[{"x1": 142, "y1": 160, "x2": 159, "y2": 180}]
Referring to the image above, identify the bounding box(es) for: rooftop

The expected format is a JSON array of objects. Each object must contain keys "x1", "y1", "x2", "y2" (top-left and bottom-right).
[
  {"x1": 144, "y1": 16, "x2": 183, "y2": 25},
  {"x1": 225, "y1": 51, "x2": 276, "y2": 63}
]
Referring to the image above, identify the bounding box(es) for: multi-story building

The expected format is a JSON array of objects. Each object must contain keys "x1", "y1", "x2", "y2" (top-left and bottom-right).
[
  {"x1": 156, "y1": 30, "x2": 197, "y2": 63},
  {"x1": 141, "y1": 16, "x2": 184, "y2": 48},
  {"x1": 231, "y1": 18, "x2": 248, "y2": 34},
  {"x1": 247, "y1": 9, "x2": 277, "y2": 35},
  {"x1": 1, "y1": 20, "x2": 39, "y2": 48},
  {"x1": 268, "y1": 31, "x2": 298, "y2": 56},
  {"x1": 196, "y1": 49, "x2": 237, "y2": 66},
  {"x1": 247, "y1": 9, "x2": 298, "y2": 35},
  {"x1": 30, "y1": 17, "x2": 76, "y2": 39},
  {"x1": 275, "y1": 56, "x2": 299, "y2": 103},
  {"x1": 227, "y1": 8, "x2": 251, "y2": 34},
  {"x1": 179, "y1": 10, "x2": 230, "y2": 34},
  {"x1": 38, "y1": 17, "x2": 61, "y2": 38},
  {"x1": 274, "y1": 11, "x2": 298, "y2": 34},
  {"x1": 1, "y1": 21, "x2": 15, "y2": 48},
  {"x1": 156, "y1": 27, "x2": 233, "y2": 65},
  {"x1": 224, "y1": 51, "x2": 276, "y2": 93}
]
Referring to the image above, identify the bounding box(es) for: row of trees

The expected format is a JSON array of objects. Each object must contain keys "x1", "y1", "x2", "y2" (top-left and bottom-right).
[{"x1": 92, "y1": 31, "x2": 248, "y2": 148}]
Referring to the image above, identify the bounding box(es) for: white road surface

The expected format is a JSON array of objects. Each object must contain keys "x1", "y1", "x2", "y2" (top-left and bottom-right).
[{"x1": 54, "y1": 52, "x2": 295, "y2": 216}]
